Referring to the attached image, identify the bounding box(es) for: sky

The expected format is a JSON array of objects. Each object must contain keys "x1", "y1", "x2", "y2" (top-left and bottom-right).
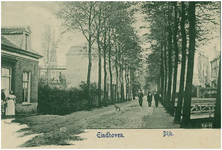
[
  {"x1": 2, "y1": 1, "x2": 86, "y2": 66},
  {"x1": 1, "y1": 1, "x2": 221, "y2": 66}
]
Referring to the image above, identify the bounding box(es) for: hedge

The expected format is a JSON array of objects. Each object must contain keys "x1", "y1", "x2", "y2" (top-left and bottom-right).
[{"x1": 37, "y1": 81, "x2": 99, "y2": 115}]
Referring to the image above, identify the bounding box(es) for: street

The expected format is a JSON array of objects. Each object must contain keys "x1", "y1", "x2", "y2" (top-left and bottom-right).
[{"x1": 1, "y1": 97, "x2": 180, "y2": 148}]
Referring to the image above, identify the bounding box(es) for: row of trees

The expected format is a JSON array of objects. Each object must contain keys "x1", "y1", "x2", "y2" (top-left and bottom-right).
[
  {"x1": 142, "y1": 2, "x2": 220, "y2": 128},
  {"x1": 57, "y1": 2, "x2": 143, "y2": 110}
]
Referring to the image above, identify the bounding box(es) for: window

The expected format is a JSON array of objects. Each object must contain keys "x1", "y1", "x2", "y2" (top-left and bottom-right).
[
  {"x1": 1, "y1": 67, "x2": 11, "y2": 96},
  {"x1": 23, "y1": 72, "x2": 31, "y2": 102}
]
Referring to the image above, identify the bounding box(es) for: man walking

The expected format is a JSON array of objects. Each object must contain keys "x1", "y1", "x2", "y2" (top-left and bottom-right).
[
  {"x1": 147, "y1": 92, "x2": 152, "y2": 107},
  {"x1": 138, "y1": 90, "x2": 144, "y2": 107},
  {"x1": 154, "y1": 92, "x2": 160, "y2": 107}
]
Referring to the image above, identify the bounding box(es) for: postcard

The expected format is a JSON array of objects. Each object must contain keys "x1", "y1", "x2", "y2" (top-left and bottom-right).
[{"x1": 1, "y1": 1, "x2": 221, "y2": 149}]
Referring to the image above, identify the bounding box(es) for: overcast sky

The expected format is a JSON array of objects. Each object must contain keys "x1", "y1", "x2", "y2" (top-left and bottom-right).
[
  {"x1": 2, "y1": 1, "x2": 86, "y2": 66},
  {"x1": 1, "y1": 1, "x2": 220, "y2": 66}
]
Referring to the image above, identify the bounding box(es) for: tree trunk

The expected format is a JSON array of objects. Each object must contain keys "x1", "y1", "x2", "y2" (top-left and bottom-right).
[
  {"x1": 115, "y1": 44, "x2": 119, "y2": 103},
  {"x1": 181, "y1": 2, "x2": 196, "y2": 128},
  {"x1": 103, "y1": 28, "x2": 108, "y2": 107},
  {"x1": 108, "y1": 29, "x2": 114, "y2": 105},
  {"x1": 171, "y1": 2, "x2": 179, "y2": 115},
  {"x1": 213, "y1": 60, "x2": 221, "y2": 128},
  {"x1": 97, "y1": 30, "x2": 102, "y2": 108},
  {"x1": 167, "y1": 7, "x2": 173, "y2": 111},
  {"x1": 160, "y1": 44, "x2": 164, "y2": 104},
  {"x1": 174, "y1": 2, "x2": 187, "y2": 124},
  {"x1": 120, "y1": 58, "x2": 125, "y2": 102},
  {"x1": 125, "y1": 66, "x2": 128, "y2": 101},
  {"x1": 164, "y1": 42, "x2": 168, "y2": 105},
  {"x1": 87, "y1": 36, "x2": 92, "y2": 110},
  {"x1": 87, "y1": 6, "x2": 93, "y2": 111},
  {"x1": 127, "y1": 66, "x2": 131, "y2": 101},
  {"x1": 96, "y1": 8, "x2": 102, "y2": 108},
  {"x1": 131, "y1": 71, "x2": 136, "y2": 100}
]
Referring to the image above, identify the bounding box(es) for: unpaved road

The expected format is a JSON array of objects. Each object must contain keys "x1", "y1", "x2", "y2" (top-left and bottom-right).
[{"x1": 2, "y1": 98, "x2": 157, "y2": 148}]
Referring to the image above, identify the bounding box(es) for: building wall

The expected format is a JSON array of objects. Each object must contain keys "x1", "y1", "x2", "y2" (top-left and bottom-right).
[
  {"x1": 15, "y1": 103, "x2": 38, "y2": 114},
  {"x1": 66, "y1": 46, "x2": 98, "y2": 88},
  {"x1": 14, "y1": 56, "x2": 39, "y2": 103},
  {"x1": 193, "y1": 51, "x2": 210, "y2": 87},
  {"x1": 2, "y1": 54, "x2": 39, "y2": 104},
  {"x1": 211, "y1": 57, "x2": 220, "y2": 79},
  {"x1": 176, "y1": 51, "x2": 210, "y2": 92}
]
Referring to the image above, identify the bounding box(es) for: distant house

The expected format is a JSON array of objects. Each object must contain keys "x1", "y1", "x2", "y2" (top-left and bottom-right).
[
  {"x1": 210, "y1": 55, "x2": 220, "y2": 87},
  {"x1": 66, "y1": 45, "x2": 98, "y2": 88},
  {"x1": 193, "y1": 50, "x2": 211, "y2": 87},
  {"x1": 175, "y1": 50, "x2": 210, "y2": 95},
  {"x1": 1, "y1": 26, "x2": 42, "y2": 114}
]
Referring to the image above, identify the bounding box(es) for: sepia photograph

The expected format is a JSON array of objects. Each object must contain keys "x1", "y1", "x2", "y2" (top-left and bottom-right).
[{"x1": 1, "y1": 1, "x2": 221, "y2": 149}]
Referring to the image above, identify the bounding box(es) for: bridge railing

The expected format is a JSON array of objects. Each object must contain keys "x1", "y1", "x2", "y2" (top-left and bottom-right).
[{"x1": 175, "y1": 98, "x2": 216, "y2": 117}]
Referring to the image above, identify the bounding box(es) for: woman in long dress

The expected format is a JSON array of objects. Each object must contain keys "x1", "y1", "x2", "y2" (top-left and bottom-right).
[{"x1": 5, "y1": 91, "x2": 16, "y2": 116}]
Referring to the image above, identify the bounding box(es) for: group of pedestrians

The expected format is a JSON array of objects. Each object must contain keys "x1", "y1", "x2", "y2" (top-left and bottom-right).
[
  {"x1": 138, "y1": 90, "x2": 160, "y2": 107},
  {"x1": 1, "y1": 89, "x2": 16, "y2": 116}
]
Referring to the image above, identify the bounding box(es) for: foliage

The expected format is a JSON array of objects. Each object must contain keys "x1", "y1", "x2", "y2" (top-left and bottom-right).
[{"x1": 37, "y1": 81, "x2": 98, "y2": 115}]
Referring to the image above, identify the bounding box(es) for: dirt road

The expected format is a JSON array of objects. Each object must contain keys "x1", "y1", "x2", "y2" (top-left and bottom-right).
[{"x1": 2, "y1": 97, "x2": 178, "y2": 148}]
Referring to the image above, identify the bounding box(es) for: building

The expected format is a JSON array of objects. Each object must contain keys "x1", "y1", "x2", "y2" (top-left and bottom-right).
[
  {"x1": 193, "y1": 50, "x2": 210, "y2": 87},
  {"x1": 210, "y1": 55, "x2": 220, "y2": 87},
  {"x1": 66, "y1": 46, "x2": 98, "y2": 88},
  {"x1": 176, "y1": 50, "x2": 210, "y2": 96},
  {"x1": 1, "y1": 26, "x2": 42, "y2": 114}
]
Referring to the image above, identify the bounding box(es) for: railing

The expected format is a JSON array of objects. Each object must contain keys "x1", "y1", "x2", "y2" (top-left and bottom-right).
[
  {"x1": 190, "y1": 103, "x2": 215, "y2": 117},
  {"x1": 175, "y1": 98, "x2": 216, "y2": 118}
]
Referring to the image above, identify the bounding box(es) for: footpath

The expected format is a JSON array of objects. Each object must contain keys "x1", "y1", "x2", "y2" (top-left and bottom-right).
[{"x1": 142, "y1": 102, "x2": 180, "y2": 129}]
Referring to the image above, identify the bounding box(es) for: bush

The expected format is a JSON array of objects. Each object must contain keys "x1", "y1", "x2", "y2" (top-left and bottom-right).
[{"x1": 37, "y1": 81, "x2": 98, "y2": 115}]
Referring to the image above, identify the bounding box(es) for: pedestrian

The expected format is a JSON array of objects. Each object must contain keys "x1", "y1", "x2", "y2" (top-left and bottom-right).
[
  {"x1": 154, "y1": 92, "x2": 160, "y2": 107},
  {"x1": 138, "y1": 90, "x2": 144, "y2": 107},
  {"x1": 147, "y1": 92, "x2": 152, "y2": 107},
  {"x1": 1, "y1": 89, "x2": 6, "y2": 115},
  {"x1": 5, "y1": 91, "x2": 16, "y2": 116}
]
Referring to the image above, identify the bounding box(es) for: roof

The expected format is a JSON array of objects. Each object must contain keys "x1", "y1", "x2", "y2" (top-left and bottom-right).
[
  {"x1": 1, "y1": 36, "x2": 42, "y2": 59},
  {"x1": 1, "y1": 26, "x2": 31, "y2": 35},
  {"x1": 2, "y1": 44, "x2": 43, "y2": 59},
  {"x1": 66, "y1": 46, "x2": 87, "y2": 55},
  {"x1": 1, "y1": 35, "x2": 21, "y2": 49}
]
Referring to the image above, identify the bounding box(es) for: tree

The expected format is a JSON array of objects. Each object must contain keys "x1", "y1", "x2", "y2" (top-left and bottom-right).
[
  {"x1": 174, "y1": 2, "x2": 187, "y2": 124},
  {"x1": 181, "y1": 2, "x2": 196, "y2": 128},
  {"x1": 213, "y1": 60, "x2": 221, "y2": 128},
  {"x1": 171, "y1": 2, "x2": 179, "y2": 115},
  {"x1": 57, "y1": 2, "x2": 97, "y2": 110},
  {"x1": 95, "y1": 3, "x2": 103, "y2": 108},
  {"x1": 41, "y1": 25, "x2": 52, "y2": 83}
]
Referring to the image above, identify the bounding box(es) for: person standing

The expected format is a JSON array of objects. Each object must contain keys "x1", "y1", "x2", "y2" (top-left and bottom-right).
[
  {"x1": 147, "y1": 92, "x2": 152, "y2": 107},
  {"x1": 1, "y1": 89, "x2": 6, "y2": 115},
  {"x1": 154, "y1": 92, "x2": 160, "y2": 107},
  {"x1": 5, "y1": 91, "x2": 16, "y2": 116},
  {"x1": 138, "y1": 90, "x2": 144, "y2": 107}
]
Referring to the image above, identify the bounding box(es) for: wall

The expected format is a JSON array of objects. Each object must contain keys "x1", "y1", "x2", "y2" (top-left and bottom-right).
[
  {"x1": 15, "y1": 57, "x2": 39, "y2": 103},
  {"x1": 66, "y1": 46, "x2": 98, "y2": 88},
  {"x1": 2, "y1": 54, "x2": 39, "y2": 103},
  {"x1": 15, "y1": 103, "x2": 38, "y2": 114}
]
